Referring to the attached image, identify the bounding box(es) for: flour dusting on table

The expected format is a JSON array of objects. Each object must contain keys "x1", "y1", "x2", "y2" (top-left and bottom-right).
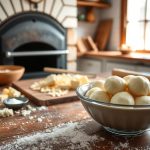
[
  {"x1": 0, "y1": 120, "x2": 102, "y2": 150},
  {"x1": 1, "y1": 119, "x2": 149, "y2": 150}
]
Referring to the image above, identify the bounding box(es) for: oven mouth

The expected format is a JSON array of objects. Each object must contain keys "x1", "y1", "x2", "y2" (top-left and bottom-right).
[{"x1": 0, "y1": 12, "x2": 67, "y2": 78}]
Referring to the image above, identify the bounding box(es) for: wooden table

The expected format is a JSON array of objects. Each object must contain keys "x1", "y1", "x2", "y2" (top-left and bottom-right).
[{"x1": 1, "y1": 100, "x2": 150, "y2": 150}]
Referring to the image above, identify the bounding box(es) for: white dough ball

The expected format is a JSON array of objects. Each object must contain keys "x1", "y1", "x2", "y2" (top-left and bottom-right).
[
  {"x1": 89, "y1": 90, "x2": 110, "y2": 103},
  {"x1": 104, "y1": 76, "x2": 126, "y2": 95},
  {"x1": 128, "y1": 76, "x2": 150, "y2": 96},
  {"x1": 123, "y1": 75, "x2": 135, "y2": 84},
  {"x1": 90, "y1": 80, "x2": 105, "y2": 90},
  {"x1": 111, "y1": 92, "x2": 135, "y2": 105},
  {"x1": 85, "y1": 87, "x2": 101, "y2": 97},
  {"x1": 135, "y1": 96, "x2": 150, "y2": 105}
]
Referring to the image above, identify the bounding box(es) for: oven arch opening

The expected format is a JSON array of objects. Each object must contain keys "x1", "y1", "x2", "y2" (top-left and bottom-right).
[{"x1": 0, "y1": 12, "x2": 67, "y2": 78}]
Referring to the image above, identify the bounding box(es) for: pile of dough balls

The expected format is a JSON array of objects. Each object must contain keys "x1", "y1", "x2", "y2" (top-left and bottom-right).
[{"x1": 85, "y1": 75, "x2": 150, "y2": 105}]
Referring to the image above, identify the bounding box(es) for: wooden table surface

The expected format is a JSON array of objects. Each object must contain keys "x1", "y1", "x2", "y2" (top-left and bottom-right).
[{"x1": 1, "y1": 100, "x2": 150, "y2": 150}]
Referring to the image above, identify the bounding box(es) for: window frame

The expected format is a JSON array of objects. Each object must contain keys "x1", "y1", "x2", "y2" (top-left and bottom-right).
[
  {"x1": 120, "y1": 0, "x2": 150, "y2": 52},
  {"x1": 120, "y1": 0, "x2": 127, "y2": 47}
]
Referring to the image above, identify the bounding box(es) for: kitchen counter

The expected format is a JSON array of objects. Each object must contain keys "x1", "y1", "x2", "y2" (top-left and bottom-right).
[{"x1": 79, "y1": 51, "x2": 150, "y2": 64}]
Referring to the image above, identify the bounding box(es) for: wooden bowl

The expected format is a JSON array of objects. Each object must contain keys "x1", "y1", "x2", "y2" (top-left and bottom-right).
[
  {"x1": 0, "y1": 65, "x2": 25, "y2": 85},
  {"x1": 120, "y1": 50, "x2": 131, "y2": 55}
]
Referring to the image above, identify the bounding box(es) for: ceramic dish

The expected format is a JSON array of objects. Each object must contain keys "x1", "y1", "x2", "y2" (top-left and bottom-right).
[
  {"x1": 76, "y1": 83, "x2": 150, "y2": 136},
  {"x1": 3, "y1": 97, "x2": 29, "y2": 109}
]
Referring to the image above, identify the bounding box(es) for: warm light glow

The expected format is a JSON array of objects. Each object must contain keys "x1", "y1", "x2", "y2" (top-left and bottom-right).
[
  {"x1": 145, "y1": 23, "x2": 150, "y2": 49},
  {"x1": 126, "y1": 22, "x2": 144, "y2": 50},
  {"x1": 121, "y1": 44, "x2": 130, "y2": 50},
  {"x1": 126, "y1": 0, "x2": 150, "y2": 50}
]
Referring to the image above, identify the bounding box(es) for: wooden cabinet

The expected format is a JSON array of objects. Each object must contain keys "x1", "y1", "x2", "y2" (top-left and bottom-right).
[
  {"x1": 77, "y1": 58, "x2": 101, "y2": 73},
  {"x1": 105, "y1": 61, "x2": 137, "y2": 72},
  {"x1": 77, "y1": 0, "x2": 111, "y2": 22},
  {"x1": 77, "y1": 58, "x2": 143, "y2": 73},
  {"x1": 136, "y1": 66, "x2": 150, "y2": 72}
]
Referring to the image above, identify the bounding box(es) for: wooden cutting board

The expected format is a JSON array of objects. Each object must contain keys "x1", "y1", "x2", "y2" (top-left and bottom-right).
[
  {"x1": 12, "y1": 78, "x2": 78, "y2": 106},
  {"x1": 95, "y1": 19, "x2": 113, "y2": 50}
]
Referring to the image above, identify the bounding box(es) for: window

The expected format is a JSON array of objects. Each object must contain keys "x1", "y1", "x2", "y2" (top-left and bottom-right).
[{"x1": 121, "y1": 0, "x2": 150, "y2": 51}]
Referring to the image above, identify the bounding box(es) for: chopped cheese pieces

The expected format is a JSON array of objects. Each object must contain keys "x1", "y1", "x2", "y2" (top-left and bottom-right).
[
  {"x1": 2, "y1": 87, "x2": 21, "y2": 97},
  {"x1": 0, "y1": 87, "x2": 22, "y2": 109},
  {"x1": 0, "y1": 87, "x2": 22, "y2": 104},
  {"x1": 0, "y1": 94, "x2": 8, "y2": 102},
  {"x1": 30, "y1": 74, "x2": 89, "y2": 97}
]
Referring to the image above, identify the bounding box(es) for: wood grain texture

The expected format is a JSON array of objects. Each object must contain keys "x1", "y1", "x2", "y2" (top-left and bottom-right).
[
  {"x1": 0, "y1": 101, "x2": 88, "y2": 143},
  {"x1": 77, "y1": 38, "x2": 89, "y2": 53},
  {"x1": 120, "y1": 0, "x2": 127, "y2": 47},
  {"x1": 43, "y1": 67, "x2": 96, "y2": 78},
  {"x1": 84, "y1": 36, "x2": 99, "y2": 52},
  {"x1": 77, "y1": 0, "x2": 111, "y2": 8},
  {"x1": 1, "y1": 101, "x2": 150, "y2": 149},
  {"x1": 12, "y1": 78, "x2": 78, "y2": 106},
  {"x1": 112, "y1": 68, "x2": 150, "y2": 80},
  {"x1": 95, "y1": 19, "x2": 113, "y2": 50}
]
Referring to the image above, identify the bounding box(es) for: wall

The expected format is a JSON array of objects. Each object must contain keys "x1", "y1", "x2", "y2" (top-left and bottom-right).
[
  {"x1": 99, "y1": 0, "x2": 121, "y2": 50},
  {"x1": 0, "y1": 0, "x2": 77, "y2": 28},
  {"x1": 77, "y1": 0, "x2": 121, "y2": 50},
  {"x1": 77, "y1": 8, "x2": 102, "y2": 38}
]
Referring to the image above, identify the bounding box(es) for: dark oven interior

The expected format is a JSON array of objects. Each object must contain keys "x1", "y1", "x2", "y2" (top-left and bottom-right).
[{"x1": 0, "y1": 12, "x2": 67, "y2": 79}]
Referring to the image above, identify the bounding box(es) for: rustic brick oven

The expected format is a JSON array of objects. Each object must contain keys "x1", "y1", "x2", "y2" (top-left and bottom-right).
[{"x1": 0, "y1": 0, "x2": 77, "y2": 78}]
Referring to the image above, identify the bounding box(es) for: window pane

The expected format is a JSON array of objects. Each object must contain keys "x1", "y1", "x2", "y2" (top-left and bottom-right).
[
  {"x1": 146, "y1": 0, "x2": 150, "y2": 20},
  {"x1": 127, "y1": 0, "x2": 146, "y2": 21},
  {"x1": 126, "y1": 22, "x2": 144, "y2": 50},
  {"x1": 145, "y1": 22, "x2": 150, "y2": 49}
]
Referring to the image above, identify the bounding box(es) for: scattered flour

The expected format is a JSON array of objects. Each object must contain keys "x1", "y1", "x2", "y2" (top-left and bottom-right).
[
  {"x1": 37, "y1": 117, "x2": 42, "y2": 122},
  {"x1": 17, "y1": 105, "x2": 48, "y2": 117},
  {"x1": 113, "y1": 141, "x2": 130, "y2": 150},
  {"x1": 1, "y1": 119, "x2": 150, "y2": 150},
  {"x1": 0, "y1": 120, "x2": 103, "y2": 150},
  {"x1": 119, "y1": 142, "x2": 129, "y2": 148},
  {"x1": 21, "y1": 110, "x2": 32, "y2": 116}
]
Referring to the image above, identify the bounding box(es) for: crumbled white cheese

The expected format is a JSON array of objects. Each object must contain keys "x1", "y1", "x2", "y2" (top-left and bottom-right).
[
  {"x1": 21, "y1": 110, "x2": 31, "y2": 116},
  {"x1": 0, "y1": 108, "x2": 14, "y2": 117},
  {"x1": 28, "y1": 116, "x2": 34, "y2": 120},
  {"x1": 37, "y1": 118, "x2": 42, "y2": 122},
  {"x1": 30, "y1": 74, "x2": 89, "y2": 97},
  {"x1": 6, "y1": 87, "x2": 21, "y2": 97},
  {"x1": 26, "y1": 105, "x2": 36, "y2": 112}
]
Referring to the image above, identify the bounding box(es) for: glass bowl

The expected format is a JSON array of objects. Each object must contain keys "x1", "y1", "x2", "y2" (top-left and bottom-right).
[{"x1": 76, "y1": 83, "x2": 150, "y2": 136}]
